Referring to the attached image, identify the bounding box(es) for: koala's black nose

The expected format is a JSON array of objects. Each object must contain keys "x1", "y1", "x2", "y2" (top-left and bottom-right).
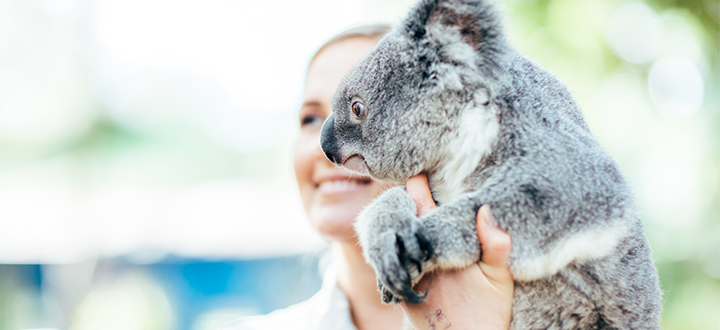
[{"x1": 320, "y1": 113, "x2": 339, "y2": 164}]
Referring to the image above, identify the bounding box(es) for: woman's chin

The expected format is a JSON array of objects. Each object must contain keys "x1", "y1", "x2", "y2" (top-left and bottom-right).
[
  {"x1": 304, "y1": 179, "x2": 389, "y2": 243},
  {"x1": 309, "y1": 204, "x2": 365, "y2": 242}
]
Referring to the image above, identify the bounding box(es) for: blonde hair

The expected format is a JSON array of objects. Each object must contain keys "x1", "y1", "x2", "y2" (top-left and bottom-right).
[{"x1": 308, "y1": 25, "x2": 392, "y2": 68}]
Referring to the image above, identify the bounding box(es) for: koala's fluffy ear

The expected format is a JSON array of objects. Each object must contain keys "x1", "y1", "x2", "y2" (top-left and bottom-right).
[{"x1": 403, "y1": 0, "x2": 503, "y2": 51}]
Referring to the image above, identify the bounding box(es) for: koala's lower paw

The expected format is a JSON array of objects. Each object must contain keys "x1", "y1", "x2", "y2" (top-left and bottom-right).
[
  {"x1": 370, "y1": 219, "x2": 434, "y2": 304},
  {"x1": 355, "y1": 186, "x2": 435, "y2": 303},
  {"x1": 378, "y1": 279, "x2": 402, "y2": 304}
]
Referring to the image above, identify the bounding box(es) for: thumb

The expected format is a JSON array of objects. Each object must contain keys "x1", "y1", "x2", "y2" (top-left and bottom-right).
[{"x1": 476, "y1": 205, "x2": 513, "y2": 282}]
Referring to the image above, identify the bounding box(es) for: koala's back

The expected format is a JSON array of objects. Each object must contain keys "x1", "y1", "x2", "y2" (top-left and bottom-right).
[
  {"x1": 473, "y1": 53, "x2": 634, "y2": 242},
  {"x1": 471, "y1": 54, "x2": 662, "y2": 329}
]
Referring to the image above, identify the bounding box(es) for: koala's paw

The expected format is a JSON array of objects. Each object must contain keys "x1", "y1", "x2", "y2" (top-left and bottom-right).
[
  {"x1": 378, "y1": 279, "x2": 402, "y2": 304},
  {"x1": 355, "y1": 186, "x2": 435, "y2": 303},
  {"x1": 370, "y1": 218, "x2": 434, "y2": 304}
]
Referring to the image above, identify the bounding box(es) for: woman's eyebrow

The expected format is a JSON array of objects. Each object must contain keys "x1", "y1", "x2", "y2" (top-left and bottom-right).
[{"x1": 301, "y1": 101, "x2": 322, "y2": 108}]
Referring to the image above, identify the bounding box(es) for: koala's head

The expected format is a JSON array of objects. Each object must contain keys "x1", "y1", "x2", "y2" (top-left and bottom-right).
[{"x1": 320, "y1": 0, "x2": 508, "y2": 183}]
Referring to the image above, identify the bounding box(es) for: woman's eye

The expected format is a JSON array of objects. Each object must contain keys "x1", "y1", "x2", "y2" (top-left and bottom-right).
[
  {"x1": 301, "y1": 114, "x2": 323, "y2": 127},
  {"x1": 351, "y1": 101, "x2": 365, "y2": 118}
]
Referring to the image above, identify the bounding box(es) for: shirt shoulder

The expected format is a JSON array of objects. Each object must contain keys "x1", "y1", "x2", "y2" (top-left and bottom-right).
[
  {"x1": 220, "y1": 296, "x2": 319, "y2": 330},
  {"x1": 219, "y1": 266, "x2": 356, "y2": 330}
]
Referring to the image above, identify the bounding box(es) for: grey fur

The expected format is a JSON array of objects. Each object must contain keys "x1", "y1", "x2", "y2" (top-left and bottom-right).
[{"x1": 319, "y1": 0, "x2": 662, "y2": 328}]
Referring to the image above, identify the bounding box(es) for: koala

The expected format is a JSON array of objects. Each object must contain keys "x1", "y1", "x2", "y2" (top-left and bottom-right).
[{"x1": 319, "y1": 0, "x2": 662, "y2": 328}]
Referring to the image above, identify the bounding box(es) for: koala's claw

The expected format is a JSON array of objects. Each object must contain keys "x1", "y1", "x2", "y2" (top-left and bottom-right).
[
  {"x1": 379, "y1": 280, "x2": 401, "y2": 304},
  {"x1": 372, "y1": 222, "x2": 434, "y2": 304},
  {"x1": 414, "y1": 230, "x2": 434, "y2": 263},
  {"x1": 379, "y1": 280, "x2": 427, "y2": 304},
  {"x1": 401, "y1": 285, "x2": 427, "y2": 304}
]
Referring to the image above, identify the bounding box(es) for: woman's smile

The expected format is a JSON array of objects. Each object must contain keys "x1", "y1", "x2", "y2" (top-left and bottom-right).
[{"x1": 316, "y1": 175, "x2": 373, "y2": 195}]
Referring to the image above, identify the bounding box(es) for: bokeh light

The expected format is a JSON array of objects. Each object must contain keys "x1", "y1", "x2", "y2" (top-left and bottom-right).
[
  {"x1": 648, "y1": 56, "x2": 704, "y2": 118},
  {"x1": 606, "y1": 2, "x2": 663, "y2": 64}
]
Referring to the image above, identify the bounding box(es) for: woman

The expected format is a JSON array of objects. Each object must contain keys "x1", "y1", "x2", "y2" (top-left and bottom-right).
[{"x1": 222, "y1": 26, "x2": 514, "y2": 330}]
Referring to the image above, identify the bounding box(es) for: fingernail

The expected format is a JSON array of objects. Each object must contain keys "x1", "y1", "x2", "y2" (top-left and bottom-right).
[
  {"x1": 478, "y1": 206, "x2": 487, "y2": 227},
  {"x1": 480, "y1": 205, "x2": 495, "y2": 227}
]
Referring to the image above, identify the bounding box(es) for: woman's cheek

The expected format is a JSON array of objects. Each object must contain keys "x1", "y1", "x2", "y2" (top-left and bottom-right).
[{"x1": 293, "y1": 136, "x2": 315, "y2": 207}]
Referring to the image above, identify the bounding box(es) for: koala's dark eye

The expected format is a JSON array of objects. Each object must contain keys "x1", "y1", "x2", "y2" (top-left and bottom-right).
[{"x1": 351, "y1": 101, "x2": 366, "y2": 119}]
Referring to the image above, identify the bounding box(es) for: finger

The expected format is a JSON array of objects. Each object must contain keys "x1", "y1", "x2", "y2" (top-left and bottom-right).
[
  {"x1": 476, "y1": 205, "x2": 513, "y2": 282},
  {"x1": 477, "y1": 205, "x2": 511, "y2": 267},
  {"x1": 406, "y1": 174, "x2": 436, "y2": 216}
]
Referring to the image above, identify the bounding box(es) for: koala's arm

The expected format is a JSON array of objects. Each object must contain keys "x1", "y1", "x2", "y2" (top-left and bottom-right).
[
  {"x1": 421, "y1": 180, "x2": 633, "y2": 282},
  {"x1": 417, "y1": 193, "x2": 484, "y2": 270}
]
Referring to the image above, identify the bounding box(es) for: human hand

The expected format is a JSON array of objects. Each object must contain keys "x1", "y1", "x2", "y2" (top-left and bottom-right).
[{"x1": 400, "y1": 174, "x2": 514, "y2": 330}]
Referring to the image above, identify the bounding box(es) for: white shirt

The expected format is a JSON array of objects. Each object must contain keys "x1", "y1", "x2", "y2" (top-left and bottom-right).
[{"x1": 220, "y1": 266, "x2": 357, "y2": 330}]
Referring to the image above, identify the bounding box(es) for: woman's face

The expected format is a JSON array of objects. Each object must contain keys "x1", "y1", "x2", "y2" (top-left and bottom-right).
[{"x1": 294, "y1": 37, "x2": 390, "y2": 243}]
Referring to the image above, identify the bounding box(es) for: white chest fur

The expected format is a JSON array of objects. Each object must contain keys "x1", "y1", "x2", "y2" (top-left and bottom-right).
[{"x1": 429, "y1": 102, "x2": 499, "y2": 205}]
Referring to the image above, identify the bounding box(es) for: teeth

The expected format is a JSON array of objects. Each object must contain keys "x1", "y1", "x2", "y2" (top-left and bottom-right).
[{"x1": 318, "y1": 180, "x2": 362, "y2": 191}]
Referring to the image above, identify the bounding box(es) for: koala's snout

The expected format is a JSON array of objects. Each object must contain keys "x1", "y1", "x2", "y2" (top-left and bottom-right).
[{"x1": 320, "y1": 113, "x2": 339, "y2": 164}]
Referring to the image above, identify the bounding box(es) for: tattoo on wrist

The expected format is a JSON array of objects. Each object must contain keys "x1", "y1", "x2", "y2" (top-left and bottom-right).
[{"x1": 425, "y1": 309, "x2": 452, "y2": 329}]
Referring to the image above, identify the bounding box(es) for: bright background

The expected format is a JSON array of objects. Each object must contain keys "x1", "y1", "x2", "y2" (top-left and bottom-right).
[{"x1": 0, "y1": 0, "x2": 717, "y2": 329}]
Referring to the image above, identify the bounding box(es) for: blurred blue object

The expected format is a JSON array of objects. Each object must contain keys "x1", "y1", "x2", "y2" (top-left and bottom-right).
[
  {"x1": 0, "y1": 254, "x2": 324, "y2": 330},
  {"x1": 149, "y1": 255, "x2": 324, "y2": 330}
]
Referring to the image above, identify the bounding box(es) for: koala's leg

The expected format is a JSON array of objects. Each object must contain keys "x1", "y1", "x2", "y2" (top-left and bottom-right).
[{"x1": 354, "y1": 187, "x2": 434, "y2": 304}]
